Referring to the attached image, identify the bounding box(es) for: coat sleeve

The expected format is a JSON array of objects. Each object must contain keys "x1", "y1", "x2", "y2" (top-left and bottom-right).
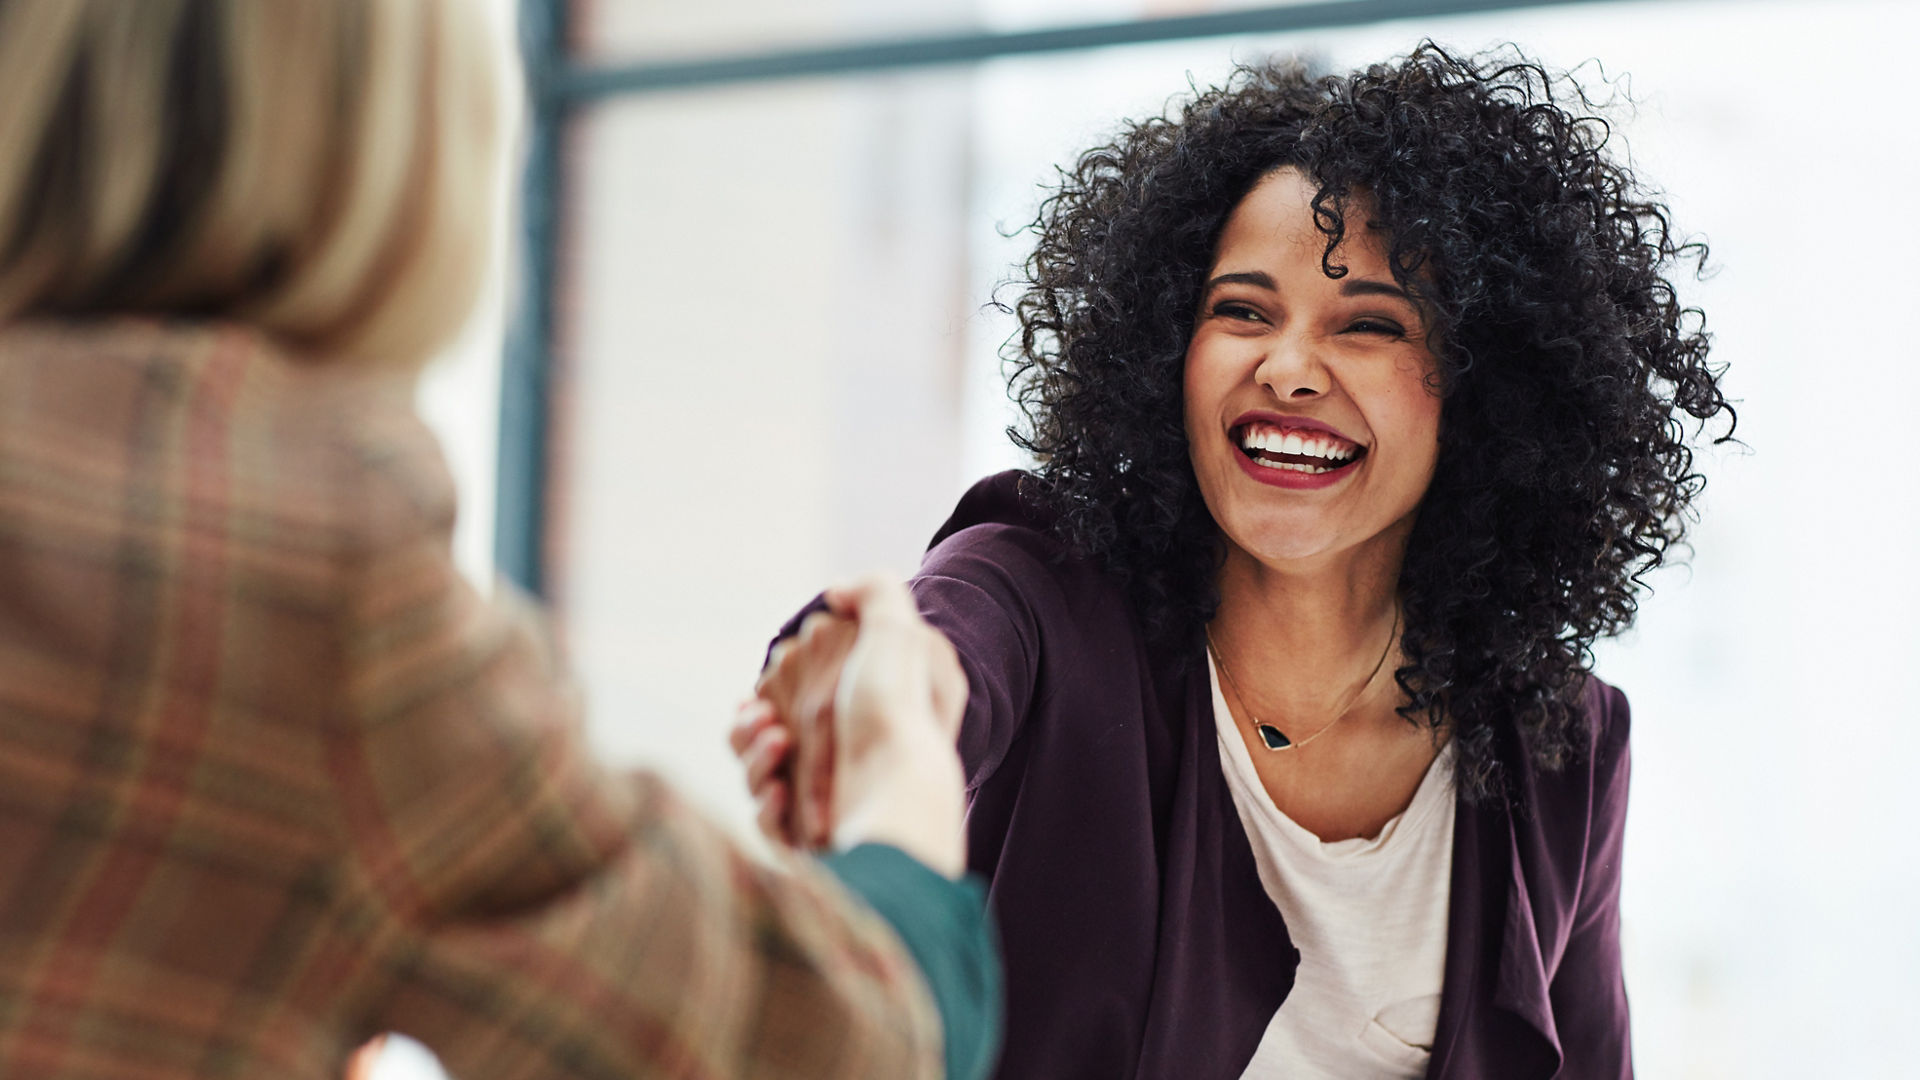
[
  {"x1": 909, "y1": 523, "x2": 1059, "y2": 791},
  {"x1": 1547, "y1": 684, "x2": 1635, "y2": 1079},
  {"x1": 328, "y1": 435, "x2": 953, "y2": 1080}
]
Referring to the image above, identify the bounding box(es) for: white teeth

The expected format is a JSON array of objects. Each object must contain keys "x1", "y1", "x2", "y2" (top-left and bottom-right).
[
  {"x1": 1237, "y1": 425, "x2": 1358, "y2": 463},
  {"x1": 1252, "y1": 457, "x2": 1338, "y2": 474}
]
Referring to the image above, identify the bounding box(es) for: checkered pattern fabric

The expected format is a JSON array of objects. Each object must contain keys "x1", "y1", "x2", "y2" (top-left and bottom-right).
[{"x1": 0, "y1": 320, "x2": 943, "y2": 1080}]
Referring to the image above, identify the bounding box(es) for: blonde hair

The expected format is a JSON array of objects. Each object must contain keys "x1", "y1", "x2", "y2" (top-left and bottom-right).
[{"x1": 0, "y1": 0, "x2": 508, "y2": 365}]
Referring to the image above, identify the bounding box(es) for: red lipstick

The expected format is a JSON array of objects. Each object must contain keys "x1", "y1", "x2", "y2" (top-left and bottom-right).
[{"x1": 1226, "y1": 411, "x2": 1366, "y2": 491}]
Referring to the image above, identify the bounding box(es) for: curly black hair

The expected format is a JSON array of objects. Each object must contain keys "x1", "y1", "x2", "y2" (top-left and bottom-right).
[{"x1": 1004, "y1": 42, "x2": 1734, "y2": 799}]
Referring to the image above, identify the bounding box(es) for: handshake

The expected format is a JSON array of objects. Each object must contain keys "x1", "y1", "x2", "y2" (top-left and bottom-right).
[{"x1": 732, "y1": 575, "x2": 971, "y2": 878}]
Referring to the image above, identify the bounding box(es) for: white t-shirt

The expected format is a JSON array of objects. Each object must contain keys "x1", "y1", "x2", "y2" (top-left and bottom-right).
[{"x1": 1207, "y1": 654, "x2": 1456, "y2": 1080}]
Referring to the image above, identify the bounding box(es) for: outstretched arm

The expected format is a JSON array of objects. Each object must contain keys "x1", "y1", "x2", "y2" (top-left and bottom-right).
[{"x1": 329, "y1": 458, "x2": 988, "y2": 1078}]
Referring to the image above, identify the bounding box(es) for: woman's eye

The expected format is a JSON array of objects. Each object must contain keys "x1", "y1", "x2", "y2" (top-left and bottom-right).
[
  {"x1": 1211, "y1": 302, "x2": 1265, "y2": 323},
  {"x1": 1345, "y1": 319, "x2": 1405, "y2": 337}
]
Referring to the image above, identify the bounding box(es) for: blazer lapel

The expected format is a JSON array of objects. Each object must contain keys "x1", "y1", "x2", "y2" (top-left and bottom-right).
[
  {"x1": 1135, "y1": 657, "x2": 1296, "y2": 1080},
  {"x1": 1494, "y1": 811, "x2": 1562, "y2": 1071},
  {"x1": 1427, "y1": 790, "x2": 1561, "y2": 1078}
]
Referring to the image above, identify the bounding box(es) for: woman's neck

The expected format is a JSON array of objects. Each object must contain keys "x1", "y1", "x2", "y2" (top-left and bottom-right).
[{"x1": 1209, "y1": 535, "x2": 1408, "y2": 718}]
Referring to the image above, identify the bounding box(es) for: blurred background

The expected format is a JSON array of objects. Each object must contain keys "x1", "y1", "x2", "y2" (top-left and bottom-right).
[{"x1": 398, "y1": 0, "x2": 1920, "y2": 1076}]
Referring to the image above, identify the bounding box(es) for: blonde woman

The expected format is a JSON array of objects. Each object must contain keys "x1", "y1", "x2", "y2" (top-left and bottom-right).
[{"x1": 0, "y1": 2, "x2": 998, "y2": 1078}]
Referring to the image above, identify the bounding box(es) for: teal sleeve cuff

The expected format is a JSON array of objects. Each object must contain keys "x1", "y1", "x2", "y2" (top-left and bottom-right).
[{"x1": 821, "y1": 844, "x2": 1003, "y2": 1080}]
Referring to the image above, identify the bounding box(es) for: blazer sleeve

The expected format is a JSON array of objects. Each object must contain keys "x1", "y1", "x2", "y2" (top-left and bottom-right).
[
  {"x1": 327, "y1": 437, "x2": 954, "y2": 1080},
  {"x1": 1547, "y1": 684, "x2": 1635, "y2": 1079},
  {"x1": 910, "y1": 523, "x2": 1059, "y2": 790}
]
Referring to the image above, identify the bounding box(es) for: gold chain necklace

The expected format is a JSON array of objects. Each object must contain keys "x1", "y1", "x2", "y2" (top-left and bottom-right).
[{"x1": 1205, "y1": 606, "x2": 1401, "y2": 752}]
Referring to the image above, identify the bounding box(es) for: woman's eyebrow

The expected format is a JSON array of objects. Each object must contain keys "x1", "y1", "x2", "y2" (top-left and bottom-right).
[
  {"x1": 1340, "y1": 277, "x2": 1413, "y2": 302},
  {"x1": 1205, "y1": 271, "x2": 1410, "y2": 303},
  {"x1": 1204, "y1": 270, "x2": 1275, "y2": 291}
]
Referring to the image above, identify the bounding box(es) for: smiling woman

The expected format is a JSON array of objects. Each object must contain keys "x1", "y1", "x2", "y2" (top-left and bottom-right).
[
  {"x1": 739, "y1": 41, "x2": 1735, "y2": 1080},
  {"x1": 1186, "y1": 168, "x2": 1445, "y2": 841}
]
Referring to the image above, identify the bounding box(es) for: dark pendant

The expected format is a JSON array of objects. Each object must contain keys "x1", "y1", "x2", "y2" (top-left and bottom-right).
[{"x1": 1256, "y1": 724, "x2": 1292, "y2": 750}]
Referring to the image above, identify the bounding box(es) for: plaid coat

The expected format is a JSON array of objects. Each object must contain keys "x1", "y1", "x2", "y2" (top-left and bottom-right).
[{"x1": 0, "y1": 320, "x2": 943, "y2": 1079}]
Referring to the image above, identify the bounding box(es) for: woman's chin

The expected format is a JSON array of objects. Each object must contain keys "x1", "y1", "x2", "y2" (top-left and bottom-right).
[
  {"x1": 1215, "y1": 505, "x2": 1420, "y2": 579},
  {"x1": 1220, "y1": 527, "x2": 1347, "y2": 572}
]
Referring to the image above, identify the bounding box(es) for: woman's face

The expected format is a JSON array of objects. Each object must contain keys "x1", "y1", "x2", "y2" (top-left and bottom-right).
[{"x1": 1183, "y1": 167, "x2": 1443, "y2": 575}]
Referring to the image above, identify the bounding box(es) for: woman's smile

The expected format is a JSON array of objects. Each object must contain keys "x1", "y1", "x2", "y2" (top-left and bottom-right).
[{"x1": 1231, "y1": 414, "x2": 1367, "y2": 489}]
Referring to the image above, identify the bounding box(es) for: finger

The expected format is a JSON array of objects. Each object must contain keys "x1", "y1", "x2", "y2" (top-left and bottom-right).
[
  {"x1": 801, "y1": 708, "x2": 836, "y2": 846},
  {"x1": 759, "y1": 615, "x2": 855, "y2": 701},
  {"x1": 764, "y1": 617, "x2": 856, "y2": 852},
  {"x1": 755, "y1": 639, "x2": 794, "y2": 695},
  {"x1": 730, "y1": 699, "x2": 779, "y2": 755},
  {"x1": 797, "y1": 618, "x2": 859, "y2": 681},
  {"x1": 755, "y1": 780, "x2": 792, "y2": 845},
  {"x1": 810, "y1": 773, "x2": 835, "y2": 849},
  {"x1": 742, "y1": 725, "x2": 793, "y2": 791},
  {"x1": 793, "y1": 691, "x2": 835, "y2": 844},
  {"x1": 797, "y1": 610, "x2": 837, "y2": 645},
  {"x1": 794, "y1": 737, "x2": 821, "y2": 846},
  {"x1": 822, "y1": 572, "x2": 918, "y2": 625}
]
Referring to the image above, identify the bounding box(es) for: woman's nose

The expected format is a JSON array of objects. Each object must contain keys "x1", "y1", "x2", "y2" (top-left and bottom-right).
[{"x1": 1254, "y1": 332, "x2": 1330, "y2": 399}]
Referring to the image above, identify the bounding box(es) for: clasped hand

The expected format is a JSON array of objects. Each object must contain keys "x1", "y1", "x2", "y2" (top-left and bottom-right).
[{"x1": 732, "y1": 575, "x2": 969, "y2": 878}]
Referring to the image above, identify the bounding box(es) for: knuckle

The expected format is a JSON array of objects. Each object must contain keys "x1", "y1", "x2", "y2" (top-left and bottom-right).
[
  {"x1": 763, "y1": 640, "x2": 793, "y2": 674},
  {"x1": 751, "y1": 674, "x2": 772, "y2": 699}
]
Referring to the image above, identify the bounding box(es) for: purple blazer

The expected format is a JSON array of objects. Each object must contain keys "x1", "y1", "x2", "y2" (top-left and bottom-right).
[{"x1": 788, "y1": 471, "x2": 1632, "y2": 1079}]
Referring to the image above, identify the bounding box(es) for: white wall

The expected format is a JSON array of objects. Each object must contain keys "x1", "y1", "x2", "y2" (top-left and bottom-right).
[{"x1": 555, "y1": 0, "x2": 980, "y2": 839}]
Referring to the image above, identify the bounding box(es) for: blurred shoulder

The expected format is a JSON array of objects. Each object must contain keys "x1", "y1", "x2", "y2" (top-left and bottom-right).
[{"x1": 0, "y1": 318, "x2": 455, "y2": 564}]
